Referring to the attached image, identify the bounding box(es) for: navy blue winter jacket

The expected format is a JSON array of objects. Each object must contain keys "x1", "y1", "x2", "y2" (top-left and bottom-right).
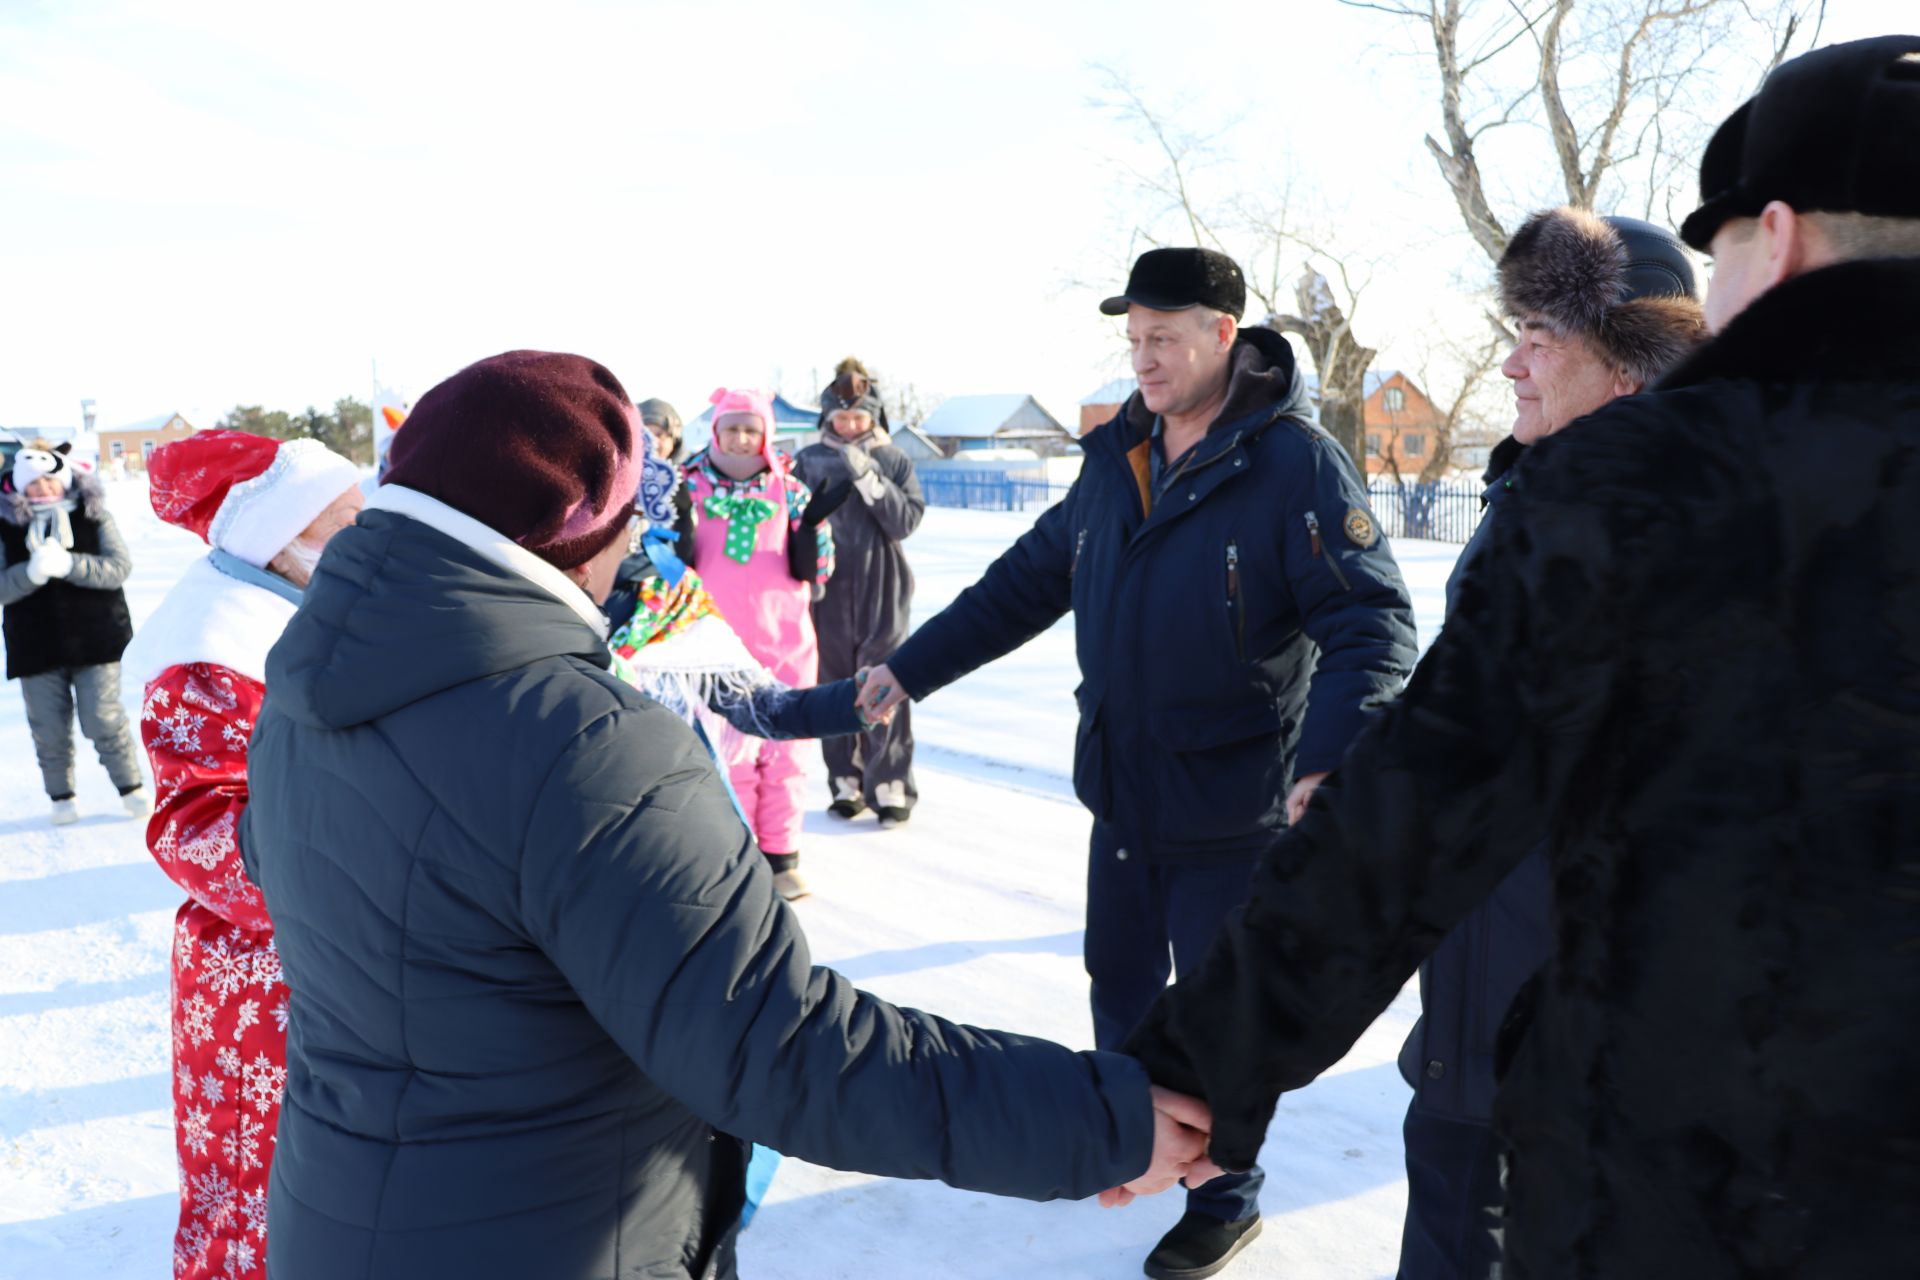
[
  {"x1": 243, "y1": 502, "x2": 1154, "y2": 1280},
  {"x1": 888, "y1": 329, "x2": 1416, "y2": 861},
  {"x1": 1397, "y1": 438, "x2": 1554, "y2": 1119}
]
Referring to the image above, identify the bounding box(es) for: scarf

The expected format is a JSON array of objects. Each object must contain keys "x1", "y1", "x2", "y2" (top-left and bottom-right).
[
  {"x1": 607, "y1": 564, "x2": 783, "y2": 737},
  {"x1": 24, "y1": 496, "x2": 75, "y2": 552},
  {"x1": 208, "y1": 547, "x2": 305, "y2": 605},
  {"x1": 708, "y1": 448, "x2": 770, "y2": 483}
]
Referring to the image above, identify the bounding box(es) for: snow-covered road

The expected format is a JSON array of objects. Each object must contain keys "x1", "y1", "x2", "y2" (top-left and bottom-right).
[{"x1": 0, "y1": 482, "x2": 1460, "y2": 1279}]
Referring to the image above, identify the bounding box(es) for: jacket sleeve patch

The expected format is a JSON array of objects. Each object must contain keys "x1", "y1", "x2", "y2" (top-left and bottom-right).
[{"x1": 1342, "y1": 507, "x2": 1379, "y2": 549}]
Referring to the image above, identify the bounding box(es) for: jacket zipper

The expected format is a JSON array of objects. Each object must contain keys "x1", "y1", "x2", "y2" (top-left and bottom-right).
[
  {"x1": 1072, "y1": 528, "x2": 1088, "y2": 577},
  {"x1": 1225, "y1": 540, "x2": 1245, "y2": 661},
  {"x1": 1304, "y1": 512, "x2": 1352, "y2": 591}
]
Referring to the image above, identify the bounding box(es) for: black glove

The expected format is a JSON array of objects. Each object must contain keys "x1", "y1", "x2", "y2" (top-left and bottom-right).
[{"x1": 788, "y1": 480, "x2": 853, "y2": 582}]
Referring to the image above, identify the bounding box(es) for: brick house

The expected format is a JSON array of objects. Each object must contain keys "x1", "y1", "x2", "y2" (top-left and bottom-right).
[
  {"x1": 98, "y1": 412, "x2": 196, "y2": 473},
  {"x1": 1362, "y1": 371, "x2": 1445, "y2": 477}
]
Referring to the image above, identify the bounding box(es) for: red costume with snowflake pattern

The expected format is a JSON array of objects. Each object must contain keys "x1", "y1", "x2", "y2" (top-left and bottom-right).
[{"x1": 142, "y1": 661, "x2": 286, "y2": 1280}]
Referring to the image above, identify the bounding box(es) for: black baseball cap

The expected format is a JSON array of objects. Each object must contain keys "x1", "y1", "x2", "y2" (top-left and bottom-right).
[
  {"x1": 1679, "y1": 35, "x2": 1920, "y2": 251},
  {"x1": 1100, "y1": 247, "x2": 1247, "y2": 319}
]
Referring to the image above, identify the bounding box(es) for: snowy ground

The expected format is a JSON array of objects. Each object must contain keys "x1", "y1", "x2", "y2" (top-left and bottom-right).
[{"x1": 0, "y1": 483, "x2": 1459, "y2": 1280}]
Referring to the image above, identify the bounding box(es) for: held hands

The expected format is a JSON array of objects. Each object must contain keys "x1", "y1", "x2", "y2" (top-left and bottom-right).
[
  {"x1": 854, "y1": 662, "x2": 910, "y2": 724},
  {"x1": 1285, "y1": 771, "x2": 1329, "y2": 827},
  {"x1": 25, "y1": 542, "x2": 73, "y2": 585},
  {"x1": 1098, "y1": 1086, "x2": 1226, "y2": 1208}
]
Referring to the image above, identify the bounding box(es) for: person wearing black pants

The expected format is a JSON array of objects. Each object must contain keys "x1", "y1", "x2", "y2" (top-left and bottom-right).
[{"x1": 1085, "y1": 821, "x2": 1265, "y2": 1232}]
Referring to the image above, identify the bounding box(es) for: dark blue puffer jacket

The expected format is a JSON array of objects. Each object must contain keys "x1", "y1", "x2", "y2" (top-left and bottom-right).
[
  {"x1": 1397, "y1": 437, "x2": 1554, "y2": 1120},
  {"x1": 244, "y1": 503, "x2": 1153, "y2": 1280},
  {"x1": 888, "y1": 329, "x2": 1416, "y2": 861}
]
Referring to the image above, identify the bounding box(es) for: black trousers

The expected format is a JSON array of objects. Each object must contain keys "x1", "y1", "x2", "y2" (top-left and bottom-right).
[
  {"x1": 1396, "y1": 1107, "x2": 1505, "y2": 1280},
  {"x1": 1084, "y1": 823, "x2": 1263, "y2": 1222}
]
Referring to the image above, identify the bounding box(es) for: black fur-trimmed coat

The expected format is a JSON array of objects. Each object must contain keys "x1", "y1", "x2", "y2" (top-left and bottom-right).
[
  {"x1": 1127, "y1": 257, "x2": 1920, "y2": 1277},
  {"x1": 0, "y1": 472, "x2": 134, "y2": 680}
]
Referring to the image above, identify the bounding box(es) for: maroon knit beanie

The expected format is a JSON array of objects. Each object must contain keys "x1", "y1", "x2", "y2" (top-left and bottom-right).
[{"x1": 384, "y1": 350, "x2": 641, "y2": 570}]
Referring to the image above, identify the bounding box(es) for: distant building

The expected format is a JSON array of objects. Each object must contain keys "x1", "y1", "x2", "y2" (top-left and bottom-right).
[
  {"x1": 98, "y1": 412, "x2": 196, "y2": 473},
  {"x1": 889, "y1": 423, "x2": 948, "y2": 463},
  {"x1": 1078, "y1": 377, "x2": 1136, "y2": 435},
  {"x1": 1359, "y1": 372, "x2": 1447, "y2": 477},
  {"x1": 918, "y1": 394, "x2": 1076, "y2": 458}
]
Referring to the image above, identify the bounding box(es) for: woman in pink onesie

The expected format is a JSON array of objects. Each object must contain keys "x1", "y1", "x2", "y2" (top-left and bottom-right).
[{"x1": 685, "y1": 387, "x2": 835, "y2": 900}]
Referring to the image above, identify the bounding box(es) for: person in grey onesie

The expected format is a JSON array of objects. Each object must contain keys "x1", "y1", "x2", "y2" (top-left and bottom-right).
[
  {"x1": 0, "y1": 442, "x2": 146, "y2": 825},
  {"x1": 794, "y1": 394, "x2": 925, "y2": 826}
]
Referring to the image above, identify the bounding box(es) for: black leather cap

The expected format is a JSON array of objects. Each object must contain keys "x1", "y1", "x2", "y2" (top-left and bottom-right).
[
  {"x1": 1600, "y1": 215, "x2": 1698, "y2": 300},
  {"x1": 1681, "y1": 35, "x2": 1920, "y2": 251},
  {"x1": 1100, "y1": 247, "x2": 1247, "y2": 319}
]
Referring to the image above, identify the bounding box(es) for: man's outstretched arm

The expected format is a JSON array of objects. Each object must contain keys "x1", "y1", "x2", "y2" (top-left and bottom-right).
[{"x1": 861, "y1": 486, "x2": 1081, "y2": 717}]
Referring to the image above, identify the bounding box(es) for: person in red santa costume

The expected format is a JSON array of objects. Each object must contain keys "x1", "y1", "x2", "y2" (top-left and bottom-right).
[{"x1": 120, "y1": 429, "x2": 363, "y2": 1280}]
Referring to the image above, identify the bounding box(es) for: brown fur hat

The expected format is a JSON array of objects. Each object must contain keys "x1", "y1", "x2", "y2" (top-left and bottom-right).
[{"x1": 1500, "y1": 207, "x2": 1708, "y2": 385}]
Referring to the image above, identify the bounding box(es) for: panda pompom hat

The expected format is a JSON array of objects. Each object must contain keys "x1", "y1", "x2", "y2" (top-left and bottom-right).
[{"x1": 11, "y1": 443, "x2": 76, "y2": 497}]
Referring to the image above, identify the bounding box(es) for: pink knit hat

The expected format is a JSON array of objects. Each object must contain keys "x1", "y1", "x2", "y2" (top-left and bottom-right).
[
  {"x1": 708, "y1": 387, "x2": 779, "y2": 467},
  {"x1": 705, "y1": 387, "x2": 787, "y2": 504}
]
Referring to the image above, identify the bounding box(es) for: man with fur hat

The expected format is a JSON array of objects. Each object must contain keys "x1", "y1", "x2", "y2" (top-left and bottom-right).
[
  {"x1": 1394, "y1": 208, "x2": 1705, "y2": 1280},
  {"x1": 794, "y1": 389, "x2": 926, "y2": 826},
  {"x1": 1123, "y1": 35, "x2": 1920, "y2": 1276},
  {"x1": 240, "y1": 349, "x2": 1216, "y2": 1280},
  {"x1": 121, "y1": 429, "x2": 363, "y2": 1280},
  {"x1": 0, "y1": 439, "x2": 147, "y2": 824}
]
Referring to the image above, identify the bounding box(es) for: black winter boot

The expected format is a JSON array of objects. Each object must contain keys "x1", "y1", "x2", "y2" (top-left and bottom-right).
[
  {"x1": 827, "y1": 799, "x2": 867, "y2": 820},
  {"x1": 1143, "y1": 1211, "x2": 1262, "y2": 1280}
]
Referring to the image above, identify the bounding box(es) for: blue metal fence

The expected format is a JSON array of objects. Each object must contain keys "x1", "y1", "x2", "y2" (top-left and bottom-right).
[
  {"x1": 919, "y1": 470, "x2": 1072, "y2": 512},
  {"x1": 920, "y1": 468, "x2": 1485, "y2": 543},
  {"x1": 1366, "y1": 481, "x2": 1485, "y2": 543}
]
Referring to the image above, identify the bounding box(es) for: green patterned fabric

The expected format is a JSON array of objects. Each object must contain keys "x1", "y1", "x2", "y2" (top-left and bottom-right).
[{"x1": 703, "y1": 492, "x2": 779, "y2": 563}]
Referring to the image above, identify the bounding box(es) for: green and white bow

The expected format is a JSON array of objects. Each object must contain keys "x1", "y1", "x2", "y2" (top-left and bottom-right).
[{"x1": 704, "y1": 492, "x2": 779, "y2": 563}]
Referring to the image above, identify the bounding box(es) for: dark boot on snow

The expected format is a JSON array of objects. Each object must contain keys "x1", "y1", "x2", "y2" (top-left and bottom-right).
[{"x1": 1143, "y1": 1211, "x2": 1262, "y2": 1280}]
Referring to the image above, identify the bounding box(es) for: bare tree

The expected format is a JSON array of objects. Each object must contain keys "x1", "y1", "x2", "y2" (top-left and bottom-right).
[
  {"x1": 1094, "y1": 69, "x2": 1380, "y2": 466},
  {"x1": 1271, "y1": 263, "x2": 1378, "y2": 467},
  {"x1": 1366, "y1": 334, "x2": 1506, "y2": 493},
  {"x1": 1342, "y1": 0, "x2": 1826, "y2": 267},
  {"x1": 883, "y1": 381, "x2": 940, "y2": 433}
]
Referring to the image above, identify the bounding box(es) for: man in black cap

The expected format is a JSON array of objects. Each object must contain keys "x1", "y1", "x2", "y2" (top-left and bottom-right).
[
  {"x1": 1395, "y1": 208, "x2": 1706, "y2": 1280},
  {"x1": 1122, "y1": 35, "x2": 1920, "y2": 1277},
  {"x1": 859, "y1": 246, "x2": 1417, "y2": 1278}
]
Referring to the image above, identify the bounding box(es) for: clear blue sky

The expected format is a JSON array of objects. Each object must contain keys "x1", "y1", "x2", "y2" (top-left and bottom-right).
[{"x1": 0, "y1": 0, "x2": 1907, "y2": 434}]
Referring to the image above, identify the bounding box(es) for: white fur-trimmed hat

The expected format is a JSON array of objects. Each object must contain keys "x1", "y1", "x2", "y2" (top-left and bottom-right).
[{"x1": 148, "y1": 429, "x2": 361, "y2": 568}]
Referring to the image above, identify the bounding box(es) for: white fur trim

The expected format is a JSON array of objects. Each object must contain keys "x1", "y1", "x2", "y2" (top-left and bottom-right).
[
  {"x1": 122, "y1": 556, "x2": 298, "y2": 687},
  {"x1": 210, "y1": 439, "x2": 361, "y2": 568},
  {"x1": 365, "y1": 485, "x2": 609, "y2": 639}
]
